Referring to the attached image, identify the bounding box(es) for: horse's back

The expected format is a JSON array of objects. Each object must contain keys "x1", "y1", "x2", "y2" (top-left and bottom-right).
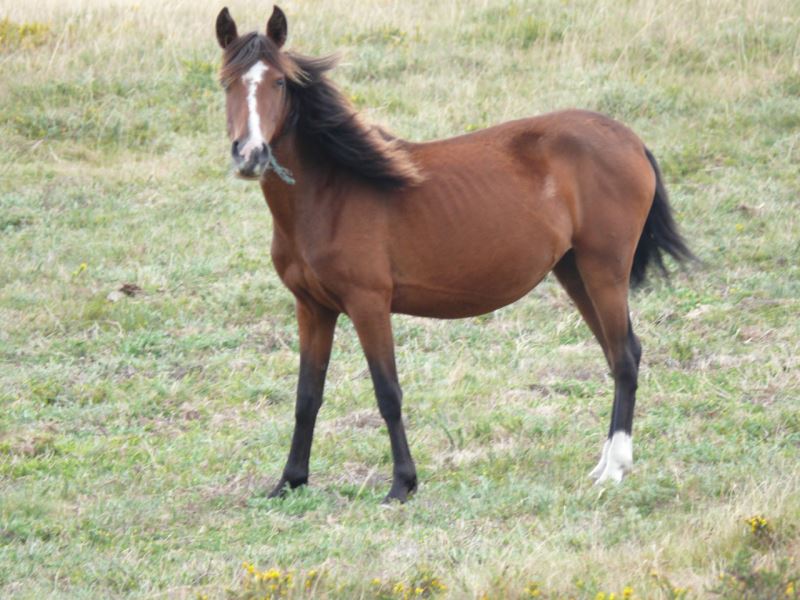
[{"x1": 407, "y1": 108, "x2": 655, "y2": 230}]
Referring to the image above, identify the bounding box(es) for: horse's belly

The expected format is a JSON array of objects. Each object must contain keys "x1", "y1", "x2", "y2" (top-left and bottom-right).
[
  {"x1": 390, "y1": 251, "x2": 557, "y2": 318},
  {"x1": 391, "y1": 282, "x2": 536, "y2": 318}
]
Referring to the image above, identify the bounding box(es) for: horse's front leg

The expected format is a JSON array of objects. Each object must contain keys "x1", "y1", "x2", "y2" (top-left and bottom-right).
[
  {"x1": 268, "y1": 298, "x2": 338, "y2": 498},
  {"x1": 346, "y1": 293, "x2": 417, "y2": 503}
]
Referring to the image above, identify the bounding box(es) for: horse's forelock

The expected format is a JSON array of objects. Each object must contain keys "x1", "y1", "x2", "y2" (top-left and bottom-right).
[{"x1": 219, "y1": 32, "x2": 302, "y2": 88}]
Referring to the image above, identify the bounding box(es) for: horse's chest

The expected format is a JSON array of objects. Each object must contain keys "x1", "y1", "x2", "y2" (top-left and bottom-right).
[{"x1": 271, "y1": 243, "x2": 344, "y2": 312}]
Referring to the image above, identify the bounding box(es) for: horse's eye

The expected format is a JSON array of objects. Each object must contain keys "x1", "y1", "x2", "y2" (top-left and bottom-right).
[{"x1": 276, "y1": 78, "x2": 285, "y2": 88}]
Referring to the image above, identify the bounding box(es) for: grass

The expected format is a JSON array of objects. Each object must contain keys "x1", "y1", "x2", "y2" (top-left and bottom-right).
[{"x1": 1, "y1": 0, "x2": 799, "y2": 598}]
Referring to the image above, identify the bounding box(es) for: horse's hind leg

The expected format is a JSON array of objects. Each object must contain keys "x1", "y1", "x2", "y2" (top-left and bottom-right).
[
  {"x1": 568, "y1": 252, "x2": 641, "y2": 483},
  {"x1": 553, "y1": 251, "x2": 611, "y2": 474},
  {"x1": 553, "y1": 252, "x2": 614, "y2": 478},
  {"x1": 553, "y1": 250, "x2": 607, "y2": 353}
]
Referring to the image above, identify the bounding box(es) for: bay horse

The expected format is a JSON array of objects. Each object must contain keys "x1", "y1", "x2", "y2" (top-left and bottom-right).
[{"x1": 215, "y1": 6, "x2": 693, "y2": 502}]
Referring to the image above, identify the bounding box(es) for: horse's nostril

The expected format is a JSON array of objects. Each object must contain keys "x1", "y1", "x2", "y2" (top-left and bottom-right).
[{"x1": 231, "y1": 141, "x2": 240, "y2": 157}]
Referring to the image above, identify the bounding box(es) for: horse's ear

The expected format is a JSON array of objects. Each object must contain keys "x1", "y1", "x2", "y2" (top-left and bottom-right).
[
  {"x1": 266, "y1": 5, "x2": 288, "y2": 48},
  {"x1": 216, "y1": 7, "x2": 238, "y2": 49}
]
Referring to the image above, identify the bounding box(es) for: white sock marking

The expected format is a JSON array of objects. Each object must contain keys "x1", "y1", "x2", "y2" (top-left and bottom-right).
[
  {"x1": 588, "y1": 438, "x2": 610, "y2": 479},
  {"x1": 593, "y1": 432, "x2": 633, "y2": 484},
  {"x1": 240, "y1": 61, "x2": 269, "y2": 161}
]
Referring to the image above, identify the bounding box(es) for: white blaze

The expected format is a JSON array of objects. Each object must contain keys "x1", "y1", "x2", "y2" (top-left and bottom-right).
[
  {"x1": 240, "y1": 61, "x2": 269, "y2": 161},
  {"x1": 543, "y1": 174, "x2": 557, "y2": 200}
]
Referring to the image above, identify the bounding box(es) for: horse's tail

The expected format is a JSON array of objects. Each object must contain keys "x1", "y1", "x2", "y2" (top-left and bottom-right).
[{"x1": 630, "y1": 147, "x2": 695, "y2": 287}]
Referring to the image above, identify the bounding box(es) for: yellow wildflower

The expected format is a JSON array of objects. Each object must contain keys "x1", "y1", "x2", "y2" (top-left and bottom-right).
[
  {"x1": 305, "y1": 569, "x2": 319, "y2": 589},
  {"x1": 746, "y1": 514, "x2": 770, "y2": 535},
  {"x1": 623, "y1": 586, "x2": 634, "y2": 599},
  {"x1": 525, "y1": 583, "x2": 542, "y2": 597},
  {"x1": 423, "y1": 578, "x2": 444, "y2": 591}
]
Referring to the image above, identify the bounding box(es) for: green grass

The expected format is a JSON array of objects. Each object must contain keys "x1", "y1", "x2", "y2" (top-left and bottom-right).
[{"x1": 1, "y1": 0, "x2": 799, "y2": 598}]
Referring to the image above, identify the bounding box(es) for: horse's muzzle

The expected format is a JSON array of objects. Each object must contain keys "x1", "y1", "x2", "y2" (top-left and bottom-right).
[{"x1": 231, "y1": 140, "x2": 269, "y2": 179}]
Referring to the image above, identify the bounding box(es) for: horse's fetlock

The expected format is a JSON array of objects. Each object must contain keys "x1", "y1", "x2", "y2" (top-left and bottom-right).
[
  {"x1": 282, "y1": 468, "x2": 309, "y2": 487},
  {"x1": 393, "y1": 464, "x2": 417, "y2": 486}
]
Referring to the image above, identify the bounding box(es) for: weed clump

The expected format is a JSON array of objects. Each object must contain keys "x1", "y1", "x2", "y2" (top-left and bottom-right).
[
  {"x1": 228, "y1": 563, "x2": 321, "y2": 599},
  {"x1": 0, "y1": 18, "x2": 50, "y2": 51},
  {"x1": 709, "y1": 515, "x2": 799, "y2": 598},
  {"x1": 745, "y1": 514, "x2": 771, "y2": 538},
  {"x1": 370, "y1": 572, "x2": 447, "y2": 599}
]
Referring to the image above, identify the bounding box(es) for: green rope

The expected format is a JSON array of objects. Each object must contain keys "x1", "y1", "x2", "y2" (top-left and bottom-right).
[{"x1": 265, "y1": 144, "x2": 296, "y2": 185}]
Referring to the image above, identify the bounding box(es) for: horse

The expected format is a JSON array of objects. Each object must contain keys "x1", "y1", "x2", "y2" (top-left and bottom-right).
[{"x1": 214, "y1": 5, "x2": 693, "y2": 502}]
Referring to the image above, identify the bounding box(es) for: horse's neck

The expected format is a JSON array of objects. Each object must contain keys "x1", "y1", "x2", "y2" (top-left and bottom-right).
[
  {"x1": 259, "y1": 134, "x2": 304, "y2": 238},
  {"x1": 260, "y1": 177, "x2": 296, "y2": 240},
  {"x1": 259, "y1": 133, "x2": 336, "y2": 243}
]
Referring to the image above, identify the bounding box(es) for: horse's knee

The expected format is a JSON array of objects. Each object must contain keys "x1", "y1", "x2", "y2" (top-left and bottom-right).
[
  {"x1": 294, "y1": 392, "x2": 321, "y2": 426},
  {"x1": 375, "y1": 380, "x2": 403, "y2": 422}
]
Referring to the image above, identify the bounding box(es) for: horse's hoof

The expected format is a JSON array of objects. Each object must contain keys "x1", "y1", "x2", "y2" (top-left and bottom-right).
[
  {"x1": 592, "y1": 432, "x2": 633, "y2": 485},
  {"x1": 382, "y1": 477, "x2": 417, "y2": 504},
  {"x1": 381, "y1": 493, "x2": 406, "y2": 505},
  {"x1": 267, "y1": 475, "x2": 307, "y2": 498},
  {"x1": 382, "y1": 489, "x2": 413, "y2": 504},
  {"x1": 267, "y1": 480, "x2": 290, "y2": 499}
]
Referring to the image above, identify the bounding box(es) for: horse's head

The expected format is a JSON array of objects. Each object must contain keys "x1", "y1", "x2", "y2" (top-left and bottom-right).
[{"x1": 216, "y1": 6, "x2": 293, "y2": 180}]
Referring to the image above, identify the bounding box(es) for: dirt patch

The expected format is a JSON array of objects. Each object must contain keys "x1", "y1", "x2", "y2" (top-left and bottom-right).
[
  {"x1": 316, "y1": 462, "x2": 387, "y2": 489},
  {"x1": 327, "y1": 409, "x2": 384, "y2": 431},
  {"x1": 0, "y1": 424, "x2": 59, "y2": 457}
]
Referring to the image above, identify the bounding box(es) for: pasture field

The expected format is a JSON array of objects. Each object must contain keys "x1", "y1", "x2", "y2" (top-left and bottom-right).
[{"x1": 1, "y1": 0, "x2": 799, "y2": 598}]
